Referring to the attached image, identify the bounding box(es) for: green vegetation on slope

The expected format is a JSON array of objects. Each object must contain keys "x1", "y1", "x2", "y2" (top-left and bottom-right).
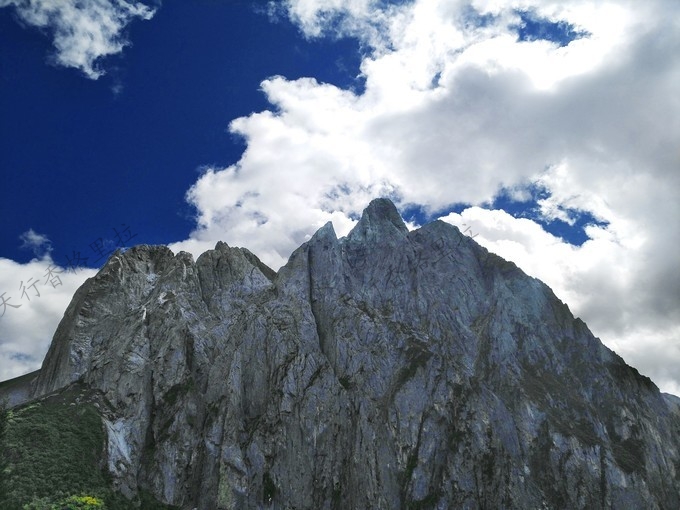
[
  {"x1": 1, "y1": 399, "x2": 9, "y2": 504},
  {"x1": 0, "y1": 384, "x2": 175, "y2": 510}
]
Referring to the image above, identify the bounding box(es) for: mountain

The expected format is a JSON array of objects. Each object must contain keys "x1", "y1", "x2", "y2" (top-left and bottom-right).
[{"x1": 4, "y1": 198, "x2": 679, "y2": 509}]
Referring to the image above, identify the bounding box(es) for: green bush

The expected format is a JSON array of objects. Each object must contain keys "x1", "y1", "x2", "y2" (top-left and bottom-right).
[
  {"x1": 0, "y1": 400, "x2": 9, "y2": 504},
  {"x1": 22, "y1": 494, "x2": 105, "y2": 509}
]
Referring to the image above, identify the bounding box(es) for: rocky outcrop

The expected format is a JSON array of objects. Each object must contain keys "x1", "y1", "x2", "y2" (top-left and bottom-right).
[
  {"x1": 0, "y1": 370, "x2": 39, "y2": 408},
  {"x1": 32, "y1": 198, "x2": 680, "y2": 509}
]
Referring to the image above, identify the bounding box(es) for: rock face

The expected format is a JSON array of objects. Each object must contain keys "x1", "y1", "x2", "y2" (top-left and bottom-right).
[{"x1": 32, "y1": 198, "x2": 680, "y2": 509}]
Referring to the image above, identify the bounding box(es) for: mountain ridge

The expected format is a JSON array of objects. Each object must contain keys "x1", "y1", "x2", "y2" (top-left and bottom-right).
[{"x1": 3, "y1": 198, "x2": 678, "y2": 509}]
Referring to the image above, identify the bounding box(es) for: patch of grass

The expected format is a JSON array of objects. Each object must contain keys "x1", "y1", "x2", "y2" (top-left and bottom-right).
[
  {"x1": 338, "y1": 376, "x2": 352, "y2": 391},
  {"x1": 263, "y1": 471, "x2": 276, "y2": 504},
  {"x1": 396, "y1": 341, "x2": 432, "y2": 388},
  {"x1": 331, "y1": 485, "x2": 342, "y2": 509},
  {"x1": 138, "y1": 489, "x2": 178, "y2": 510},
  {"x1": 612, "y1": 438, "x2": 646, "y2": 474},
  {"x1": 404, "y1": 451, "x2": 418, "y2": 482},
  {"x1": 405, "y1": 492, "x2": 438, "y2": 510},
  {"x1": 607, "y1": 358, "x2": 657, "y2": 392},
  {"x1": 162, "y1": 378, "x2": 194, "y2": 407}
]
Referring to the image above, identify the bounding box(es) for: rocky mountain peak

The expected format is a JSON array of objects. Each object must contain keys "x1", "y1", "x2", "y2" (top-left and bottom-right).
[
  {"x1": 17, "y1": 198, "x2": 680, "y2": 509},
  {"x1": 347, "y1": 197, "x2": 409, "y2": 244}
]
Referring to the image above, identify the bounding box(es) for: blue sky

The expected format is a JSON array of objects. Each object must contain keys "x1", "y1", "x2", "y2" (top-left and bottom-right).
[
  {"x1": 1, "y1": 0, "x2": 364, "y2": 264},
  {"x1": 0, "y1": 0, "x2": 678, "y2": 395}
]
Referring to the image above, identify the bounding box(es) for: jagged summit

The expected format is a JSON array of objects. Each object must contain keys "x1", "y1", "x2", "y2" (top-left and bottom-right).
[
  {"x1": 9, "y1": 198, "x2": 679, "y2": 509},
  {"x1": 347, "y1": 197, "x2": 409, "y2": 243}
]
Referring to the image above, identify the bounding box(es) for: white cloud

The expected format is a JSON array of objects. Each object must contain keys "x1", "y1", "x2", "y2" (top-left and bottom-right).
[
  {"x1": 0, "y1": 0, "x2": 155, "y2": 79},
  {"x1": 19, "y1": 228, "x2": 52, "y2": 258},
  {"x1": 276, "y1": 0, "x2": 395, "y2": 50},
  {"x1": 0, "y1": 256, "x2": 96, "y2": 381},
  {"x1": 176, "y1": 0, "x2": 679, "y2": 394}
]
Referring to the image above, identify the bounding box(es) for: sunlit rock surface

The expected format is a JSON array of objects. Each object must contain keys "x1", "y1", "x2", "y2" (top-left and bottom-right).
[{"x1": 31, "y1": 198, "x2": 679, "y2": 509}]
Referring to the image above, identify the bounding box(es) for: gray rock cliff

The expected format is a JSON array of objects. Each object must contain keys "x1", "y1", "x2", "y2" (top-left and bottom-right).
[{"x1": 31, "y1": 198, "x2": 679, "y2": 509}]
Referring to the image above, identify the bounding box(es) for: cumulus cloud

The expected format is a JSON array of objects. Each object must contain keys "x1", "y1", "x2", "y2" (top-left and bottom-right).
[
  {"x1": 0, "y1": 0, "x2": 156, "y2": 79},
  {"x1": 173, "y1": 0, "x2": 679, "y2": 393},
  {"x1": 0, "y1": 256, "x2": 96, "y2": 381},
  {"x1": 273, "y1": 0, "x2": 395, "y2": 49}
]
